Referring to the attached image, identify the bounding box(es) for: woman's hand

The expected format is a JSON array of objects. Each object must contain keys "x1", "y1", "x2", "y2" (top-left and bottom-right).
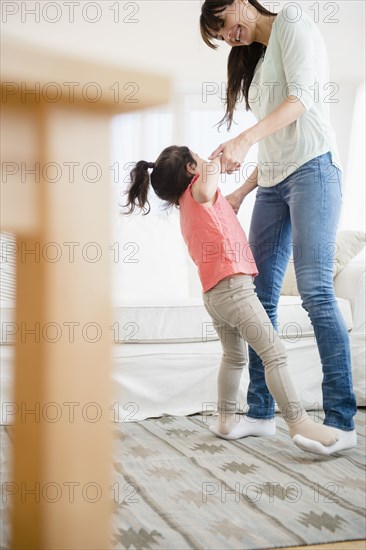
[
  {"x1": 209, "y1": 132, "x2": 252, "y2": 173},
  {"x1": 224, "y1": 166, "x2": 259, "y2": 214},
  {"x1": 224, "y1": 191, "x2": 243, "y2": 214}
]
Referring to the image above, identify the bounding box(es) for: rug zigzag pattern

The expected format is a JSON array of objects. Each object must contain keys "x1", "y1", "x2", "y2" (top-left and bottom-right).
[
  {"x1": 110, "y1": 411, "x2": 365, "y2": 550},
  {"x1": 0, "y1": 413, "x2": 365, "y2": 549}
]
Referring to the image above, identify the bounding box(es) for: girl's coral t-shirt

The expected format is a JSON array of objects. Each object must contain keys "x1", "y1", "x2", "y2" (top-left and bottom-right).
[{"x1": 179, "y1": 175, "x2": 258, "y2": 292}]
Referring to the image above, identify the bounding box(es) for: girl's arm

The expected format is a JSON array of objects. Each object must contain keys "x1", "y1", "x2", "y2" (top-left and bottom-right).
[
  {"x1": 191, "y1": 156, "x2": 221, "y2": 205},
  {"x1": 225, "y1": 166, "x2": 258, "y2": 214}
]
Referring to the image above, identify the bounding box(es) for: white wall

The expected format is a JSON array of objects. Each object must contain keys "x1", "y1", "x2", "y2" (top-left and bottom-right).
[
  {"x1": 3, "y1": 0, "x2": 364, "y2": 303},
  {"x1": 2, "y1": 1, "x2": 365, "y2": 172},
  {"x1": 2, "y1": 1, "x2": 364, "y2": 84}
]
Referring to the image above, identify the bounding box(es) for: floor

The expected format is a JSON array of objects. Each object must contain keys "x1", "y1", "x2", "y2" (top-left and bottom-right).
[{"x1": 284, "y1": 540, "x2": 365, "y2": 549}]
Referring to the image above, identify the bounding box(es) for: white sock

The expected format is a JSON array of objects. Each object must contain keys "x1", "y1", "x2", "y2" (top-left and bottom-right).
[
  {"x1": 292, "y1": 429, "x2": 357, "y2": 455},
  {"x1": 288, "y1": 415, "x2": 338, "y2": 446},
  {"x1": 210, "y1": 415, "x2": 276, "y2": 440}
]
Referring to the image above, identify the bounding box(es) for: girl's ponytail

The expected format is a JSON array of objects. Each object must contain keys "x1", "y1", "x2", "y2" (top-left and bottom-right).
[
  {"x1": 124, "y1": 161, "x2": 155, "y2": 215},
  {"x1": 122, "y1": 145, "x2": 196, "y2": 215}
]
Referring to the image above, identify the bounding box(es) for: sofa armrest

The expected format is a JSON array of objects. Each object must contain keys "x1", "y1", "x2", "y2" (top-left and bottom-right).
[{"x1": 334, "y1": 249, "x2": 365, "y2": 333}]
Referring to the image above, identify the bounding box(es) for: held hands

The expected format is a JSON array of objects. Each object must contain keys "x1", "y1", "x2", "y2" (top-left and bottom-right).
[{"x1": 209, "y1": 132, "x2": 252, "y2": 174}]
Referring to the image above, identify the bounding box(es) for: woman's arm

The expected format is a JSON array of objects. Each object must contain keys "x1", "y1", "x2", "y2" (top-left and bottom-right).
[
  {"x1": 191, "y1": 156, "x2": 221, "y2": 205},
  {"x1": 245, "y1": 96, "x2": 306, "y2": 147},
  {"x1": 209, "y1": 97, "x2": 305, "y2": 172},
  {"x1": 225, "y1": 166, "x2": 258, "y2": 214}
]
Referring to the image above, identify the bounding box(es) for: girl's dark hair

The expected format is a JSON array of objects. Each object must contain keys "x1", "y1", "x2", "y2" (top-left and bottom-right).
[
  {"x1": 124, "y1": 146, "x2": 196, "y2": 215},
  {"x1": 200, "y1": 0, "x2": 277, "y2": 129}
]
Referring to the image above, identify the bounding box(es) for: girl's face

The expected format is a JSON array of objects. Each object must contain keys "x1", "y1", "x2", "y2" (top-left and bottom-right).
[
  {"x1": 190, "y1": 151, "x2": 205, "y2": 166},
  {"x1": 186, "y1": 151, "x2": 206, "y2": 176},
  {"x1": 215, "y1": 0, "x2": 257, "y2": 47}
]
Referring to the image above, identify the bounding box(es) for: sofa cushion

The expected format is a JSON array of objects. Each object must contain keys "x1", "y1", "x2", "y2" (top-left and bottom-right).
[
  {"x1": 0, "y1": 295, "x2": 354, "y2": 344},
  {"x1": 112, "y1": 296, "x2": 353, "y2": 342},
  {"x1": 334, "y1": 231, "x2": 366, "y2": 276},
  {"x1": 277, "y1": 296, "x2": 353, "y2": 338},
  {"x1": 112, "y1": 298, "x2": 217, "y2": 343}
]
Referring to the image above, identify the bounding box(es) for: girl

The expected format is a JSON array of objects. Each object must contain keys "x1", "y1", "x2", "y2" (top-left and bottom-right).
[{"x1": 124, "y1": 145, "x2": 339, "y2": 452}]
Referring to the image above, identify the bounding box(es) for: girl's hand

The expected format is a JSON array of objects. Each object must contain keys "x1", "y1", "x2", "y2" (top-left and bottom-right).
[
  {"x1": 209, "y1": 133, "x2": 252, "y2": 174},
  {"x1": 224, "y1": 191, "x2": 243, "y2": 215}
]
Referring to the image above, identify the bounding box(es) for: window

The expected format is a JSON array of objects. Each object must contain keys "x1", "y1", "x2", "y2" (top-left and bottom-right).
[
  {"x1": 110, "y1": 93, "x2": 260, "y2": 301},
  {"x1": 341, "y1": 82, "x2": 366, "y2": 231}
]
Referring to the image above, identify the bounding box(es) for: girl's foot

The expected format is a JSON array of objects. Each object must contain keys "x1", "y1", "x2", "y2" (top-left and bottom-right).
[{"x1": 209, "y1": 415, "x2": 276, "y2": 440}]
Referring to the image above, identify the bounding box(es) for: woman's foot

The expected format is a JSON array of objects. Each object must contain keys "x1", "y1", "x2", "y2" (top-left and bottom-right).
[
  {"x1": 209, "y1": 415, "x2": 276, "y2": 440},
  {"x1": 292, "y1": 429, "x2": 357, "y2": 455}
]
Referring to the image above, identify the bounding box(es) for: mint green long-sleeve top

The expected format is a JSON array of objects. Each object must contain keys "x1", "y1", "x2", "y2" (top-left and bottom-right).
[{"x1": 249, "y1": 5, "x2": 342, "y2": 186}]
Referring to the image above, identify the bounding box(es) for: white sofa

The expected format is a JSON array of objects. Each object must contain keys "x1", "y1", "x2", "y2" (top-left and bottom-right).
[
  {"x1": 114, "y1": 249, "x2": 366, "y2": 421},
  {"x1": 1, "y1": 231, "x2": 365, "y2": 424}
]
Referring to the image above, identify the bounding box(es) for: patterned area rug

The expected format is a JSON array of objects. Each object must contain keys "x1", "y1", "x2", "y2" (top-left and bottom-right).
[
  {"x1": 110, "y1": 411, "x2": 365, "y2": 550},
  {"x1": 1, "y1": 411, "x2": 365, "y2": 549}
]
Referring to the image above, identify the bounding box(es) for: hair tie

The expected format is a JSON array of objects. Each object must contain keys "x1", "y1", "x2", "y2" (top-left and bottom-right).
[{"x1": 146, "y1": 162, "x2": 155, "y2": 170}]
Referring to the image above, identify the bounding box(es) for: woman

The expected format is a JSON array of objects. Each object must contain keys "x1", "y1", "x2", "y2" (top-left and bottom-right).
[{"x1": 200, "y1": 0, "x2": 357, "y2": 455}]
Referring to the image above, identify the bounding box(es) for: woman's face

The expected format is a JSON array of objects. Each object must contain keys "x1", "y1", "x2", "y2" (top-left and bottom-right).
[{"x1": 214, "y1": 0, "x2": 257, "y2": 47}]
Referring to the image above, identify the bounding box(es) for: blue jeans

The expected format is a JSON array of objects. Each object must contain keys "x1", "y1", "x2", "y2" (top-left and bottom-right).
[{"x1": 247, "y1": 151, "x2": 357, "y2": 430}]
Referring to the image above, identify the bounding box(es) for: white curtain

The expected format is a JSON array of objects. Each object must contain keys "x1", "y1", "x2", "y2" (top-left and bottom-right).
[
  {"x1": 110, "y1": 98, "x2": 258, "y2": 303},
  {"x1": 110, "y1": 108, "x2": 192, "y2": 304},
  {"x1": 110, "y1": 84, "x2": 365, "y2": 304},
  {"x1": 341, "y1": 82, "x2": 366, "y2": 231}
]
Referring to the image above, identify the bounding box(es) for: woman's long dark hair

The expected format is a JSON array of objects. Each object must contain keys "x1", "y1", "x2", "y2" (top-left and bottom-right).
[
  {"x1": 200, "y1": 0, "x2": 278, "y2": 129},
  {"x1": 124, "y1": 146, "x2": 196, "y2": 215}
]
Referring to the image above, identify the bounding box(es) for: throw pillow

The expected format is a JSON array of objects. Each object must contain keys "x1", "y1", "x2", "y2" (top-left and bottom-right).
[{"x1": 281, "y1": 230, "x2": 366, "y2": 296}]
